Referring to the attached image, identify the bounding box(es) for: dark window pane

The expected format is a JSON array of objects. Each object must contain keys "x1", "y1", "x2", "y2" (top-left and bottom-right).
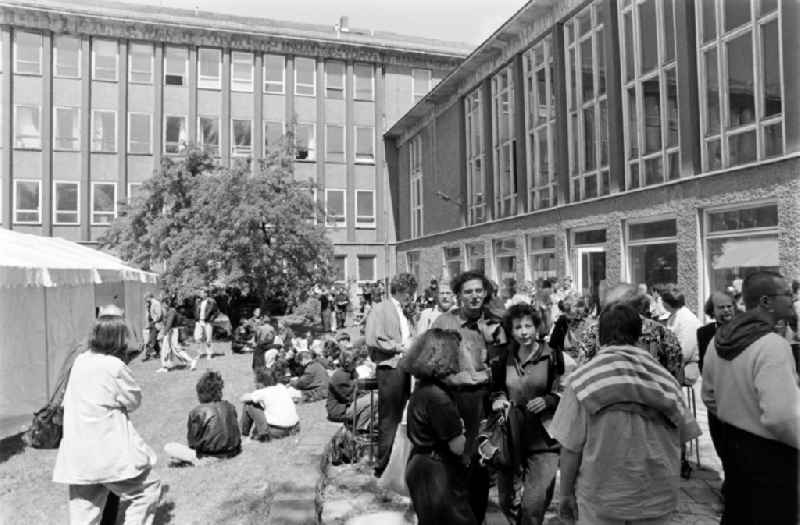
[
  {"x1": 639, "y1": 0, "x2": 658, "y2": 73},
  {"x1": 575, "y1": 229, "x2": 606, "y2": 245},
  {"x1": 762, "y1": 20, "x2": 782, "y2": 118},
  {"x1": 583, "y1": 107, "x2": 595, "y2": 171},
  {"x1": 627, "y1": 87, "x2": 638, "y2": 158},
  {"x1": 600, "y1": 170, "x2": 610, "y2": 195},
  {"x1": 578, "y1": 8, "x2": 592, "y2": 36},
  {"x1": 630, "y1": 243, "x2": 677, "y2": 286},
  {"x1": 629, "y1": 219, "x2": 677, "y2": 240},
  {"x1": 568, "y1": 48, "x2": 576, "y2": 109},
  {"x1": 668, "y1": 151, "x2": 680, "y2": 180},
  {"x1": 599, "y1": 100, "x2": 608, "y2": 166},
  {"x1": 764, "y1": 123, "x2": 783, "y2": 158},
  {"x1": 724, "y1": 0, "x2": 750, "y2": 32},
  {"x1": 702, "y1": 0, "x2": 716, "y2": 43},
  {"x1": 585, "y1": 174, "x2": 597, "y2": 198},
  {"x1": 666, "y1": 69, "x2": 679, "y2": 147},
  {"x1": 708, "y1": 204, "x2": 778, "y2": 232},
  {"x1": 705, "y1": 49, "x2": 719, "y2": 135},
  {"x1": 707, "y1": 139, "x2": 722, "y2": 170},
  {"x1": 728, "y1": 130, "x2": 757, "y2": 166},
  {"x1": 629, "y1": 162, "x2": 640, "y2": 189},
  {"x1": 727, "y1": 33, "x2": 755, "y2": 129},
  {"x1": 597, "y1": 28, "x2": 606, "y2": 95},
  {"x1": 644, "y1": 157, "x2": 663, "y2": 185},
  {"x1": 624, "y1": 12, "x2": 634, "y2": 81},
  {"x1": 664, "y1": 0, "x2": 675, "y2": 63},
  {"x1": 642, "y1": 78, "x2": 661, "y2": 153},
  {"x1": 761, "y1": 0, "x2": 778, "y2": 15},
  {"x1": 581, "y1": 39, "x2": 593, "y2": 101}
]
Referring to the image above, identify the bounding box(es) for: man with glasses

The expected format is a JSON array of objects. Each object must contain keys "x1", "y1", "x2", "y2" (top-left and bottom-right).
[{"x1": 702, "y1": 271, "x2": 799, "y2": 524}]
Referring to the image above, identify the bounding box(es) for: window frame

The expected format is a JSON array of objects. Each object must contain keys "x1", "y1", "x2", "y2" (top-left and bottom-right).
[
  {"x1": 325, "y1": 123, "x2": 345, "y2": 162},
  {"x1": 412, "y1": 68, "x2": 432, "y2": 103},
  {"x1": 90, "y1": 109, "x2": 117, "y2": 153},
  {"x1": 527, "y1": 233, "x2": 558, "y2": 286},
  {"x1": 231, "y1": 51, "x2": 254, "y2": 92},
  {"x1": 53, "y1": 35, "x2": 81, "y2": 79},
  {"x1": 333, "y1": 255, "x2": 348, "y2": 283},
  {"x1": 91, "y1": 182, "x2": 117, "y2": 226},
  {"x1": 325, "y1": 188, "x2": 347, "y2": 228},
  {"x1": 14, "y1": 104, "x2": 42, "y2": 150},
  {"x1": 325, "y1": 60, "x2": 345, "y2": 100},
  {"x1": 294, "y1": 122, "x2": 316, "y2": 161},
  {"x1": 263, "y1": 54, "x2": 285, "y2": 94},
  {"x1": 624, "y1": 215, "x2": 679, "y2": 283},
  {"x1": 163, "y1": 114, "x2": 188, "y2": 155},
  {"x1": 13, "y1": 179, "x2": 42, "y2": 224},
  {"x1": 355, "y1": 189, "x2": 376, "y2": 229},
  {"x1": 294, "y1": 56, "x2": 316, "y2": 96},
  {"x1": 92, "y1": 38, "x2": 119, "y2": 82},
  {"x1": 443, "y1": 245, "x2": 464, "y2": 278},
  {"x1": 464, "y1": 88, "x2": 486, "y2": 225},
  {"x1": 231, "y1": 118, "x2": 253, "y2": 156},
  {"x1": 409, "y1": 135, "x2": 423, "y2": 238},
  {"x1": 14, "y1": 31, "x2": 42, "y2": 75},
  {"x1": 53, "y1": 106, "x2": 80, "y2": 151},
  {"x1": 354, "y1": 62, "x2": 375, "y2": 101},
  {"x1": 164, "y1": 45, "x2": 188, "y2": 87},
  {"x1": 128, "y1": 42, "x2": 154, "y2": 84},
  {"x1": 53, "y1": 180, "x2": 80, "y2": 225},
  {"x1": 127, "y1": 112, "x2": 152, "y2": 155},
  {"x1": 354, "y1": 125, "x2": 375, "y2": 163},
  {"x1": 263, "y1": 120, "x2": 284, "y2": 151},
  {"x1": 491, "y1": 65, "x2": 517, "y2": 218},
  {"x1": 198, "y1": 115, "x2": 220, "y2": 156},
  {"x1": 127, "y1": 182, "x2": 143, "y2": 204}
]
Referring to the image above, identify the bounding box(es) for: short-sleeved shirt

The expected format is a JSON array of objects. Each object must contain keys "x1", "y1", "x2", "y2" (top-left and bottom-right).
[
  {"x1": 550, "y1": 384, "x2": 681, "y2": 520},
  {"x1": 407, "y1": 381, "x2": 464, "y2": 458},
  {"x1": 249, "y1": 384, "x2": 300, "y2": 427}
]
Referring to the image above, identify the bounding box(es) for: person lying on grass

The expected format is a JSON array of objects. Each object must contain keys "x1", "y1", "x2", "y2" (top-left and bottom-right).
[
  {"x1": 240, "y1": 367, "x2": 301, "y2": 441},
  {"x1": 164, "y1": 370, "x2": 241, "y2": 466}
]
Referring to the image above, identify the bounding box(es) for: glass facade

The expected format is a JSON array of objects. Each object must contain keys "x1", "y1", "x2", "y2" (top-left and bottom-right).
[
  {"x1": 465, "y1": 88, "x2": 486, "y2": 224},
  {"x1": 491, "y1": 66, "x2": 517, "y2": 217}
]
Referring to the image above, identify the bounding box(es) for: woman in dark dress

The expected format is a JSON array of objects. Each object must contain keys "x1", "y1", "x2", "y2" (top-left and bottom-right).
[{"x1": 402, "y1": 328, "x2": 477, "y2": 525}]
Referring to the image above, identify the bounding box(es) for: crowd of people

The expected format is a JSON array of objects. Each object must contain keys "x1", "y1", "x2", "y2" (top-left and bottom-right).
[{"x1": 49, "y1": 267, "x2": 800, "y2": 524}]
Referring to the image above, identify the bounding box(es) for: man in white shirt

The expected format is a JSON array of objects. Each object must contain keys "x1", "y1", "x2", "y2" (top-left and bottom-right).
[
  {"x1": 416, "y1": 282, "x2": 455, "y2": 334},
  {"x1": 240, "y1": 368, "x2": 300, "y2": 441},
  {"x1": 194, "y1": 289, "x2": 218, "y2": 360},
  {"x1": 662, "y1": 285, "x2": 701, "y2": 385}
]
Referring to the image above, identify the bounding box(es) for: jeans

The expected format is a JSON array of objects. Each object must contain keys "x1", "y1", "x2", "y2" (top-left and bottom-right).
[
  {"x1": 375, "y1": 366, "x2": 410, "y2": 476},
  {"x1": 451, "y1": 385, "x2": 491, "y2": 523},
  {"x1": 240, "y1": 402, "x2": 299, "y2": 440},
  {"x1": 497, "y1": 451, "x2": 558, "y2": 525},
  {"x1": 68, "y1": 469, "x2": 161, "y2": 525}
]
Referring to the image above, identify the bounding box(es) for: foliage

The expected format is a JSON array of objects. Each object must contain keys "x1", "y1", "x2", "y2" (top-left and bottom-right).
[{"x1": 99, "y1": 144, "x2": 334, "y2": 306}]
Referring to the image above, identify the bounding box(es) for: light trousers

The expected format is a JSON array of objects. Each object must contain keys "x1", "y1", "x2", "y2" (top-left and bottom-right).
[
  {"x1": 577, "y1": 500, "x2": 671, "y2": 525},
  {"x1": 68, "y1": 469, "x2": 161, "y2": 525},
  {"x1": 194, "y1": 321, "x2": 213, "y2": 350}
]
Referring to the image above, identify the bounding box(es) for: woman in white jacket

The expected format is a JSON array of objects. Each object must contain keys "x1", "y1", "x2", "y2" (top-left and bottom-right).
[{"x1": 53, "y1": 308, "x2": 161, "y2": 524}]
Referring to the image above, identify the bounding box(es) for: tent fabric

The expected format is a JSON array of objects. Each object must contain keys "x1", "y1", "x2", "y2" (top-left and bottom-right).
[{"x1": 0, "y1": 229, "x2": 157, "y2": 438}]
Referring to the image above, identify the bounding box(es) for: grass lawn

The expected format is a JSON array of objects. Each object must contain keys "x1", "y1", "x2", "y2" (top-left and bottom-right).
[{"x1": 0, "y1": 341, "x2": 331, "y2": 525}]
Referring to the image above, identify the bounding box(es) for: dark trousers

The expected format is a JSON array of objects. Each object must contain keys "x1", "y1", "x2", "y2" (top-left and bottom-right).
[
  {"x1": 406, "y1": 452, "x2": 477, "y2": 525},
  {"x1": 335, "y1": 309, "x2": 347, "y2": 329},
  {"x1": 145, "y1": 325, "x2": 159, "y2": 357},
  {"x1": 321, "y1": 308, "x2": 331, "y2": 332},
  {"x1": 715, "y1": 416, "x2": 799, "y2": 525},
  {"x1": 375, "y1": 366, "x2": 410, "y2": 476},
  {"x1": 451, "y1": 385, "x2": 491, "y2": 523},
  {"x1": 240, "y1": 402, "x2": 299, "y2": 441}
]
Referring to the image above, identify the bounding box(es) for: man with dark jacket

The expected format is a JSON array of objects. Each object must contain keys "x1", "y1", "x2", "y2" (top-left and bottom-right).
[
  {"x1": 292, "y1": 351, "x2": 330, "y2": 402},
  {"x1": 702, "y1": 271, "x2": 799, "y2": 524}
]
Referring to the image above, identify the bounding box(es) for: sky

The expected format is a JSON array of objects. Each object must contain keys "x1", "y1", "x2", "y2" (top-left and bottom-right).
[{"x1": 153, "y1": 0, "x2": 526, "y2": 45}]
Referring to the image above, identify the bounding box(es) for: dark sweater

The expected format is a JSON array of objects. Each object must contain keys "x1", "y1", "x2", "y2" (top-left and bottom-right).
[
  {"x1": 294, "y1": 360, "x2": 330, "y2": 402},
  {"x1": 327, "y1": 368, "x2": 356, "y2": 421},
  {"x1": 187, "y1": 401, "x2": 242, "y2": 458}
]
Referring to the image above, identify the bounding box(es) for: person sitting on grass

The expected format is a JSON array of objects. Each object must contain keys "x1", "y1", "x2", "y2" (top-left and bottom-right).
[
  {"x1": 240, "y1": 368, "x2": 300, "y2": 441},
  {"x1": 251, "y1": 322, "x2": 277, "y2": 371},
  {"x1": 164, "y1": 370, "x2": 241, "y2": 466},
  {"x1": 326, "y1": 350, "x2": 373, "y2": 432},
  {"x1": 291, "y1": 350, "x2": 330, "y2": 402}
]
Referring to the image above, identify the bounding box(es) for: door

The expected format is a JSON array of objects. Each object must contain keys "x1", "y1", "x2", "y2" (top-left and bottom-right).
[{"x1": 577, "y1": 247, "x2": 606, "y2": 313}]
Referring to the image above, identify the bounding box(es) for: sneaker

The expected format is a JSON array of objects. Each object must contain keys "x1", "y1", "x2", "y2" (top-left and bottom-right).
[
  {"x1": 190, "y1": 359, "x2": 198, "y2": 371},
  {"x1": 155, "y1": 367, "x2": 168, "y2": 373}
]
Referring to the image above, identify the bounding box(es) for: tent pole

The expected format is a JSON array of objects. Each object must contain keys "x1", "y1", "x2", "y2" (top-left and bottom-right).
[{"x1": 43, "y1": 286, "x2": 50, "y2": 399}]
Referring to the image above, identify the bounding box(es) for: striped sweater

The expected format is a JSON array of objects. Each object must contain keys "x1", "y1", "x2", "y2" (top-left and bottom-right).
[{"x1": 570, "y1": 344, "x2": 690, "y2": 429}]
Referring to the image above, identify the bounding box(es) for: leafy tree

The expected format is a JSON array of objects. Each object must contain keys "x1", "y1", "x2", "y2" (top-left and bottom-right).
[{"x1": 100, "y1": 144, "x2": 334, "y2": 307}]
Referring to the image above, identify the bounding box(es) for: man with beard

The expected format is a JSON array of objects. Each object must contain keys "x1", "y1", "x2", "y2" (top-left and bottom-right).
[
  {"x1": 697, "y1": 291, "x2": 737, "y2": 371},
  {"x1": 431, "y1": 270, "x2": 507, "y2": 523}
]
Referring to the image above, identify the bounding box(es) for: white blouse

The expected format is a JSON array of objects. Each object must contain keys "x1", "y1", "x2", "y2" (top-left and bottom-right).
[{"x1": 53, "y1": 351, "x2": 156, "y2": 484}]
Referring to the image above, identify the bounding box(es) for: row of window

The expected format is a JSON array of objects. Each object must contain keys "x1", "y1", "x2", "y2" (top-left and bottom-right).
[
  {"x1": 9, "y1": 32, "x2": 434, "y2": 102},
  {"x1": 5, "y1": 181, "x2": 379, "y2": 229},
  {"x1": 331, "y1": 254, "x2": 377, "y2": 283},
  {"x1": 406, "y1": 201, "x2": 781, "y2": 304},
  {"x1": 436, "y1": 0, "x2": 786, "y2": 236},
  {"x1": 10, "y1": 105, "x2": 376, "y2": 161}
]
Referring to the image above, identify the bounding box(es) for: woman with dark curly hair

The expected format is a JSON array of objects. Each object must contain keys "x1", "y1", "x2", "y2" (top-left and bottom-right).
[
  {"x1": 402, "y1": 328, "x2": 476, "y2": 525},
  {"x1": 164, "y1": 370, "x2": 241, "y2": 465}
]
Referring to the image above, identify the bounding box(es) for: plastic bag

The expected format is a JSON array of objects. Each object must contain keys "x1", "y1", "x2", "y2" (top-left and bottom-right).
[{"x1": 377, "y1": 421, "x2": 412, "y2": 496}]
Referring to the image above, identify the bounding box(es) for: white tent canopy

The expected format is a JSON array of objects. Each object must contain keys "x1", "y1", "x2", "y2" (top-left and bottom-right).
[{"x1": 0, "y1": 229, "x2": 157, "y2": 437}]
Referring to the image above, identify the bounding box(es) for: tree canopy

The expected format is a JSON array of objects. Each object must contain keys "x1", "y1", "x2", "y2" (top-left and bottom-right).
[{"x1": 100, "y1": 145, "x2": 334, "y2": 306}]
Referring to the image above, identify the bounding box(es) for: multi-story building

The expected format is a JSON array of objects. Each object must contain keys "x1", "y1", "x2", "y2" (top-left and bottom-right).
[
  {"x1": 386, "y1": 0, "x2": 800, "y2": 314},
  {"x1": 0, "y1": 0, "x2": 469, "y2": 284}
]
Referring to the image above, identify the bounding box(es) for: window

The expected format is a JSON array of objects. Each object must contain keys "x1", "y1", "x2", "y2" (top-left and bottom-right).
[
  {"x1": 697, "y1": 0, "x2": 783, "y2": 170},
  {"x1": 128, "y1": 113, "x2": 151, "y2": 154},
  {"x1": 574, "y1": 229, "x2": 607, "y2": 245},
  {"x1": 354, "y1": 63, "x2": 374, "y2": 100},
  {"x1": 565, "y1": 2, "x2": 610, "y2": 201},
  {"x1": 295, "y1": 123, "x2": 316, "y2": 160},
  {"x1": 523, "y1": 36, "x2": 557, "y2": 210},
  {"x1": 355, "y1": 190, "x2": 375, "y2": 228},
  {"x1": 325, "y1": 189, "x2": 346, "y2": 227},
  {"x1": 264, "y1": 54, "x2": 285, "y2": 93},
  {"x1": 325, "y1": 61, "x2": 344, "y2": 99},
  {"x1": 528, "y1": 235, "x2": 557, "y2": 287},
  {"x1": 164, "y1": 46, "x2": 187, "y2": 87},
  {"x1": 54, "y1": 181, "x2": 79, "y2": 224},
  {"x1": 231, "y1": 51, "x2": 253, "y2": 92},
  {"x1": 333, "y1": 255, "x2": 347, "y2": 282},
  {"x1": 358, "y1": 256, "x2": 376, "y2": 282},
  {"x1": 198, "y1": 116, "x2": 219, "y2": 156},
  {"x1": 465, "y1": 88, "x2": 486, "y2": 224},
  {"x1": 264, "y1": 120, "x2": 283, "y2": 151},
  {"x1": 704, "y1": 203, "x2": 779, "y2": 294},
  {"x1": 409, "y1": 135, "x2": 423, "y2": 238},
  {"x1": 92, "y1": 39, "x2": 118, "y2": 81},
  {"x1": 14, "y1": 105, "x2": 41, "y2": 149},
  {"x1": 128, "y1": 42, "x2": 153, "y2": 83},
  {"x1": 295, "y1": 57, "x2": 316, "y2": 96},
  {"x1": 412, "y1": 68, "x2": 431, "y2": 103},
  {"x1": 54, "y1": 106, "x2": 80, "y2": 151},
  {"x1": 494, "y1": 238, "x2": 518, "y2": 282},
  {"x1": 620, "y1": 0, "x2": 680, "y2": 189},
  {"x1": 164, "y1": 115, "x2": 187, "y2": 154},
  {"x1": 196, "y1": 48, "x2": 221, "y2": 89},
  {"x1": 491, "y1": 66, "x2": 517, "y2": 217},
  {"x1": 91, "y1": 110, "x2": 116, "y2": 152},
  {"x1": 444, "y1": 246, "x2": 463, "y2": 279},
  {"x1": 326, "y1": 124, "x2": 345, "y2": 162},
  {"x1": 14, "y1": 180, "x2": 41, "y2": 223},
  {"x1": 626, "y1": 218, "x2": 677, "y2": 286},
  {"x1": 406, "y1": 251, "x2": 420, "y2": 283},
  {"x1": 14, "y1": 31, "x2": 42, "y2": 75},
  {"x1": 91, "y1": 182, "x2": 117, "y2": 225},
  {"x1": 231, "y1": 119, "x2": 252, "y2": 156},
  {"x1": 355, "y1": 126, "x2": 375, "y2": 163},
  {"x1": 128, "y1": 182, "x2": 143, "y2": 203},
  {"x1": 54, "y1": 35, "x2": 81, "y2": 78},
  {"x1": 465, "y1": 242, "x2": 486, "y2": 273}
]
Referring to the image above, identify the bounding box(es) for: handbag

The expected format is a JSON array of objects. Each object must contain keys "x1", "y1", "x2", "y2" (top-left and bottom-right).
[
  {"x1": 477, "y1": 411, "x2": 512, "y2": 469},
  {"x1": 24, "y1": 404, "x2": 64, "y2": 449}
]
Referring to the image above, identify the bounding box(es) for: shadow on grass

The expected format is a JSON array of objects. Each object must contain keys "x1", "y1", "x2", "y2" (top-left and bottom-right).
[
  {"x1": 154, "y1": 484, "x2": 175, "y2": 525},
  {"x1": 213, "y1": 483, "x2": 274, "y2": 525},
  {"x1": 0, "y1": 433, "x2": 26, "y2": 464}
]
